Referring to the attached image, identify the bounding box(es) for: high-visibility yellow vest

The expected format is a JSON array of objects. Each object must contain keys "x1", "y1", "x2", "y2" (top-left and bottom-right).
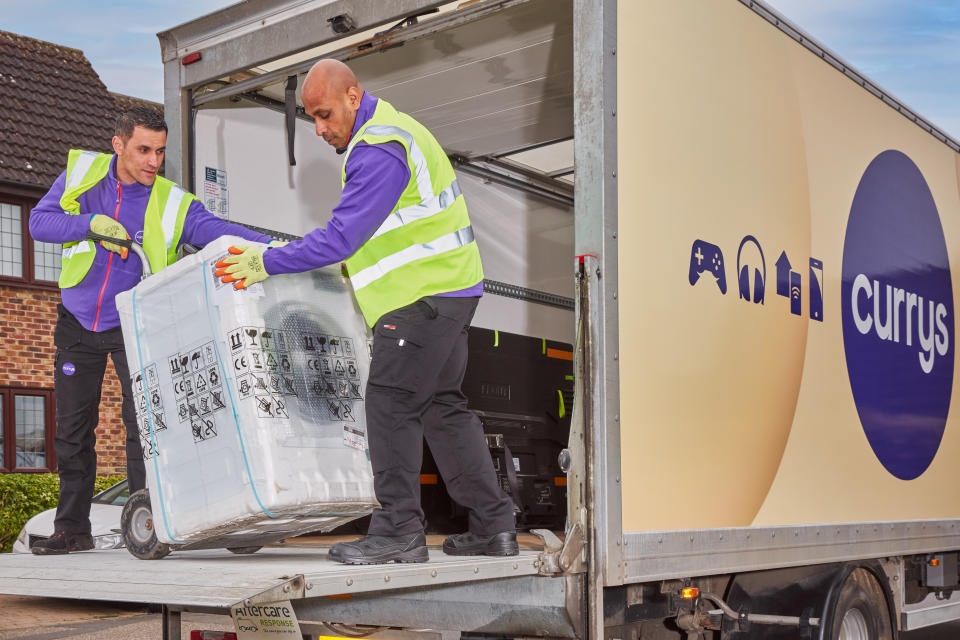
[
  {"x1": 341, "y1": 99, "x2": 483, "y2": 326},
  {"x1": 57, "y1": 149, "x2": 194, "y2": 288}
]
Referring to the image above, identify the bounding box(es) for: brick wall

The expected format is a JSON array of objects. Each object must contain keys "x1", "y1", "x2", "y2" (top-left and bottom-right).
[{"x1": 0, "y1": 284, "x2": 127, "y2": 474}]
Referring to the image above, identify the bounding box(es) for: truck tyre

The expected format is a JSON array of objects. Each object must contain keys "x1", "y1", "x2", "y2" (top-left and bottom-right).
[
  {"x1": 121, "y1": 489, "x2": 171, "y2": 560},
  {"x1": 830, "y1": 568, "x2": 893, "y2": 640},
  {"x1": 227, "y1": 546, "x2": 262, "y2": 554}
]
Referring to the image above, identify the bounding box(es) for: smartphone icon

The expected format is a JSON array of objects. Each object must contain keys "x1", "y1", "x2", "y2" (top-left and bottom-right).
[
  {"x1": 809, "y1": 258, "x2": 824, "y2": 322},
  {"x1": 790, "y1": 271, "x2": 802, "y2": 317}
]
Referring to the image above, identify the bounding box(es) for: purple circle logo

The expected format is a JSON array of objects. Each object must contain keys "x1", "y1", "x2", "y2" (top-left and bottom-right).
[
  {"x1": 62, "y1": 362, "x2": 76, "y2": 376},
  {"x1": 841, "y1": 150, "x2": 954, "y2": 480}
]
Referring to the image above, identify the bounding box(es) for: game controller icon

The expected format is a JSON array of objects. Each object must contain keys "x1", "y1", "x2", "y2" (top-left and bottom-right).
[{"x1": 689, "y1": 239, "x2": 727, "y2": 294}]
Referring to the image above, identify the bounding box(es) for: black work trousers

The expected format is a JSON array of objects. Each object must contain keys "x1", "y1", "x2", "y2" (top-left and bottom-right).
[
  {"x1": 52, "y1": 304, "x2": 145, "y2": 535},
  {"x1": 366, "y1": 296, "x2": 515, "y2": 537}
]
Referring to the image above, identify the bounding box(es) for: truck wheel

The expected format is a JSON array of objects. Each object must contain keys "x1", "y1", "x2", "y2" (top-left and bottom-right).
[
  {"x1": 121, "y1": 489, "x2": 171, "y2": 560},
  {"x1": 227, "y1": 546, "x2": 262, "y2": 554},
  {"x1": 830, "y1": 568, "x2": 893, "y2": 640}
]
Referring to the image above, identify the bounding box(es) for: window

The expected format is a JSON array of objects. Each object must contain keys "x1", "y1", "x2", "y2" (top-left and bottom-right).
[
  {"x1": 0, "y1": 196, "x2": 61, "y2": 288},
  {"x1": 93, "y1": 478, "x2": 129, "y2": 506},
  {"x1": 0, "y1": 388, "x2": 56, "y2": 473},
  {"x1": 0, "y1": 203, "x2": 23, "y2": 278},
  {"x1": 34, "y1": 240, "x2": 62, "y2": 282}
]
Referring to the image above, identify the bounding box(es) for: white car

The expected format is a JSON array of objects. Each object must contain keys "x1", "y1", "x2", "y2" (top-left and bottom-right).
[{"x1": 13, "y1": 480, "x2": 128, "y2": 553}]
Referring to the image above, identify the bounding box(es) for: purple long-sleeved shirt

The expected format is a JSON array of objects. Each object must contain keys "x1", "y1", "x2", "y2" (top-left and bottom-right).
[
  {"x1": 30, "y1": 155, "x2": 271, "y2": 332},
  {"x1": 262, "y1": 92, "x2": 482, "y2": 298}
]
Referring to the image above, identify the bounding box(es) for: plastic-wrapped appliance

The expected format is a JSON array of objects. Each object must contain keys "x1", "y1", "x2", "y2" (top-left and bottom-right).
[{"x1": 116, "y1": 236, "x2": 377, "y2": 550}]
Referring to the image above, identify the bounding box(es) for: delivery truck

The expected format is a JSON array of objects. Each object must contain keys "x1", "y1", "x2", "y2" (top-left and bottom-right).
[{"x1": 4, "y1": 0, "x2": 960, "y2": 638}]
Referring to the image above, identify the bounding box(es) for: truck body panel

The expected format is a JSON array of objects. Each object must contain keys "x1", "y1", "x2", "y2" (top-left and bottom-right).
[
  {"x1": 619, "y1": 0, "x2": 960, "y2": 534},
  {"x1": 605, "y1": 0, "x2": 960, "y2": 588}
]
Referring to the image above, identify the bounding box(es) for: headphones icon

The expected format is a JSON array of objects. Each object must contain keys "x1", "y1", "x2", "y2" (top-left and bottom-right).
[{"x1": 736, "y1": 235, "x2": 765, "y2": 304}]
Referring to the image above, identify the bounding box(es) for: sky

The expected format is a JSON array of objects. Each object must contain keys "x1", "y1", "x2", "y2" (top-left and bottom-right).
[
  {"x1": 0, "y1": 0, "x2": 957, "y2": 140},
  {"x1": 764, "y1": 0, "x2": 960, "y2": 141}
]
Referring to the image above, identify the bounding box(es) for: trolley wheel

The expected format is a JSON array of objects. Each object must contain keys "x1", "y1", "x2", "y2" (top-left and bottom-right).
[
  {"x1": 227, "y1": 546, "x2": 262, "y2": 555},
  {"x1": 829, "y1": 568, "x2": 893, "y2": 640},
  {"x1": 121, "y1": 489, "x2": 171, "y2": 560}
]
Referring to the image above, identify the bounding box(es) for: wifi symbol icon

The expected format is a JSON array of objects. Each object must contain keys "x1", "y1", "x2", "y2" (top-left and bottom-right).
[
  {"x1": 789, "y1": 273, "x2": 802, "y2": 316},
  {"x1": 776, "y1": 251, "x2": 804, "y2": 316}
]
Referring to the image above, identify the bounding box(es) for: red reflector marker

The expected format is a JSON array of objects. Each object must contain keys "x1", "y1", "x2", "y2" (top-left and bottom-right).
[
  {"x1": 190, "y1": 631, "x2": 236, "y2": 640},
  {"x1": 182, "y1": 51, "x2": 202, "y2": 65}
]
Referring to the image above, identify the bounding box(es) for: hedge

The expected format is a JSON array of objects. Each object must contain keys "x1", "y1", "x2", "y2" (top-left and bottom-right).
[{"x1": 0, "y1": 474, "x2": 125, "y2": 553}]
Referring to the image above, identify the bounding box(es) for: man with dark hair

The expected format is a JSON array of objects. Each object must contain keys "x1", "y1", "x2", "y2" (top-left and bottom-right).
[
  {"x1": 115, "y1": 105, "x2": 167, "y2": 139},
  {"x1": 28, "y1": 107, "x2": 274, "y2": 555}
]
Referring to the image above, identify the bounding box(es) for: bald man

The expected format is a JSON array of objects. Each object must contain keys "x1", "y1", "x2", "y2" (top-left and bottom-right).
[{"x1": 216, "y1": 60, "x2": 518, "y2": 564}]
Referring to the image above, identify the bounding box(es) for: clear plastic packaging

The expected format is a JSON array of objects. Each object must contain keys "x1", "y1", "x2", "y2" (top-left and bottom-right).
[{"x1": 116, "y1": 236, "x2": 376, "y2": 545}]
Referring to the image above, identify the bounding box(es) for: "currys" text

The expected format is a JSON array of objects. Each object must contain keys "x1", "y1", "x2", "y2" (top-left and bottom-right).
[{"x1": 851, "y1": 273, "x2": 949, "y2": 374}]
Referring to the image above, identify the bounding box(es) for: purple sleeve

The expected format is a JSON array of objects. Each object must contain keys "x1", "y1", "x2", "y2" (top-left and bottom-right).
[
  {"x1": 28, "y1": 170, "x2": 95, "y2": 243},
  {"x1": 179, "y1": 199, "x2": 273, "y2": 248},
  {"x1": 262, "y1": 142, "x2": 410, "y2": 275}
]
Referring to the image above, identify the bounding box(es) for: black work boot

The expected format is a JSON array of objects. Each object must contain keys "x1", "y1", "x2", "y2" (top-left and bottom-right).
[
  {"x1": 31, "y1": 530, "x2": 95, "y2": 555},
  {"x1": 442, "y1": 531, "x2": 519, "y2": 556},
  {"x1": 329, "y1": 532, "x2": 428, "y2": 564}
]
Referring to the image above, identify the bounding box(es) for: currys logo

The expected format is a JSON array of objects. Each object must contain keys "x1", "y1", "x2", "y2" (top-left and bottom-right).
[{"x1": 842, "y1": 150, "x2": 954, "y2": 480}]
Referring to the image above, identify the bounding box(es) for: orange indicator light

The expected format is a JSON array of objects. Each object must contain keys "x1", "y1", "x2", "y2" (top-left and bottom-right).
[{"x1": 681, "y1": 587, "x2": 700, "y2": 600}]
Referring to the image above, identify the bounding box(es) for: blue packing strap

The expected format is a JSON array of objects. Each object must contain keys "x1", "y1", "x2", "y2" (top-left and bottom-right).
[
  {"x1": 201, "y1": 262, "x2": 277, "y2": 518},
  {"x1": 131, "y1": 289, "x2": 184, "y2": 543}
]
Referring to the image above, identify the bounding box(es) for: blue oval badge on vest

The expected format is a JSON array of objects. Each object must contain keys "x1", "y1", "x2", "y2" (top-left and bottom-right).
[
  {"x1": 841, "y1": 150, "x2": 954, "y2": 480},
  {"x1": 62, "y1": 362, "x2": 76, "y2": 376}
]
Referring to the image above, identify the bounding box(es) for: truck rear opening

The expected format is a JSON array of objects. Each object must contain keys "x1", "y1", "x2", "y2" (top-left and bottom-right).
[{"x1": 178, "y1": 0, "x2": 578, "y2": 547}]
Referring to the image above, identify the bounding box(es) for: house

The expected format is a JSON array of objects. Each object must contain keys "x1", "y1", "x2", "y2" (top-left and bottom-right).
[{"x1": 0, "y1": 29, "x2": 162, "y2": 475}]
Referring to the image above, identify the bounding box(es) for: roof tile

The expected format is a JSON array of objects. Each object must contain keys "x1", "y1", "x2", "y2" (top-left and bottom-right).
[{"x1": 0, "y1": 30, "x2": 161, "y2": 190}]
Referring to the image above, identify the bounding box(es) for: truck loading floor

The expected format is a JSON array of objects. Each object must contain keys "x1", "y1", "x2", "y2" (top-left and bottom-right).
[{"x1": 0, "y1": 542, "x2": 546, "y2": 609}]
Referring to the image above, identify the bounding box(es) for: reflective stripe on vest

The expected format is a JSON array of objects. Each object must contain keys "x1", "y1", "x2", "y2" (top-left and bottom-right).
[
  {"x1": 350, "y1": 225, "x2": 476, "y2": 290},
  {"x1": 370, "y1": 179, "x2": 462, "y2": 240},
  {"x1": 62, "y1": 241, "x2": 92, "y2": 260},
  {"x1": 65, "y1": 151, "x2": 100, "y2": 190},
  {"x1": 160, "y1": 185, "x2": 188, "y2": 252},
  {"x1": 349, "y1": 124, "x2": 435, "y2": 202}
]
